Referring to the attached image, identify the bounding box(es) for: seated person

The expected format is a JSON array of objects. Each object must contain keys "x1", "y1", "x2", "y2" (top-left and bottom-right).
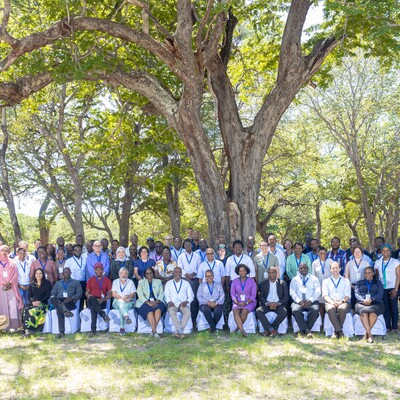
[
  {"x1": 50, "y1": 267, "x2": 82, "y2": 338},
  {"x1": 197, "y1": 269, "x2": 225, "y2": 333},
  {"x1": 111, "y1": 267, "x2": 136, "y2": 335},
  {"x1": 355, "y1": 266, "x2": 384, "y2": 343},
  {"x1": 135, "y1": 267, "x2": 166, "y2": 338},
  {"x1": 290, "y1": 263, "x2": 321, "y2": 338},
  {"x1": 322, "y1": 262, "x2": 351, "y2": 339},
  {"x1": 85, "y1": 262, "x2": 112, "y2": 336},
  {"x1": 164, "y1": 267, "x2": 194, "y2": 338},
  {"x1": 230, "y1": 264, "x2": 257, "y2": 337},
  {"x1": 256, "y1": 266, "x2": 288, "y2": 337}
]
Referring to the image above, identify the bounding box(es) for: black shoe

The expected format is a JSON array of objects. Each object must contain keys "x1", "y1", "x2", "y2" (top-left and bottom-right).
[
  {"x1": 89, "y1": 331, "x2": 96, "y2": 337},
  {"x1": 64, "y1": 311, "x2": 74, "y2": 318},
  {"x1": 102, "y1": 313, "x2": 110, "y2": 323},
  {"x1": 57, "y1": 332, "x2": 65, "y2": 339}
]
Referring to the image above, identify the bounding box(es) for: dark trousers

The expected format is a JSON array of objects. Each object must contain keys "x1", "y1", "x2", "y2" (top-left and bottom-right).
[
  {"x1": 50, "y1": 296, "x2": 76, "y2": 334},
  {"x1": 87, "y1": 296, "x2": 107, "y2": 332},
  {"x1": 383, "y1": 289, "x2": 399, "y2": 330},
  {"x1": 79, "y1": 281, "x2": 86, "y2": 312},
  {"x1": 256, "y1": 304, "x2": 287, "y2": 332},
  {"x1": 292, "y1": 301, "x2": 320, "y2": 333},
  {"x1": 187, "y1": 278, "x2": 199, "y2": 326},
  {"x1": 199, "y1": 304, "x2": 223, "y2": 331}
]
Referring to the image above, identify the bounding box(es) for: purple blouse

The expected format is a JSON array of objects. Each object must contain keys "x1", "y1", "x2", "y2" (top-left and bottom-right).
[{"x1": 230, "y1": 277, "x2": 257, "y2": 312}]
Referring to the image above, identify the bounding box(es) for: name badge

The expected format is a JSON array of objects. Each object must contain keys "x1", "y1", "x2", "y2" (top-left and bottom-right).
[
  {"x1": 240, "y1": 294, "x2": 246, "y2": 302},
  {"x1": 365, "y1": 294, "x2": 371, "y2": 300},
  {"x1": 149, "y1": 297, "x2": 155, "y2": 302},
  {"x1": 45, "y1": 273, "x2": 48, "y2": 279},
  {"x1": 210, "y1": 298, "x2": 214, "y2": 302},
  {"x1": 3, "y1": 271, "x2": 8, "y2": 278},
  {"x1": 264, "y1": 271, "x2": 268, "y2": 279},
  {"x1": 101, "y1": 293, "x2": 105, "y2": 298},
  {"x1": 300, "y1": 286, "x2": 307, "y2": 294},
  {"x1": 356, "y1": 272, "x2": 361, "y2": 280},
  {"x1": 63, "y1": 292, "x2": 68, "y2": 298},
  {"x1": 58, "y1": 267, "x2": 63, "y2": 274}
]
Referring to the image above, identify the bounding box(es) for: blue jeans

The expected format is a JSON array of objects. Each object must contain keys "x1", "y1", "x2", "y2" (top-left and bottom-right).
[{"x1": 19, "y1": 288, "x2": 29, "y2": 305}]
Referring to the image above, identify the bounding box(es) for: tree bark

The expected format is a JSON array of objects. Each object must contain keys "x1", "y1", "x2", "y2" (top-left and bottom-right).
[
  {"x1": 315, "y1": 201, "x2": 322, "y2": 241},
  {"x1": 38, "y1": 194, "x2": 51, "y2": 245},
  {"x1": 0, "y1": 108, "x2": 22, "y2": 242}
]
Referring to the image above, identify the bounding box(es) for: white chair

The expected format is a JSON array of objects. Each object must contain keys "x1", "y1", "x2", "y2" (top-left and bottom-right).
[
  {"x1": 80, "y1": 300, "x2": 110, "y2": 332},
  {"x1": 164, "y1": 311, "x2": 193, "y2": 334},
  {"x1": 109, "y1": 309, "x2": 137, "y2": 333},
  {"x1": 51, "y1": 301, "x2": 80, "y2": 335},
  {"x1": 228, "y1": 311, "x2": 257, "y2": 333},
  {"x1": 42, "y1": 309, "x2": 52, "y2": 334},
  {"x1": 292, "y1": 312, "x2": 322, "y2": 333},
  {"x1": 137, "y1": 314, "x2": 164, "y2": 334},
  {"x1": 353, "y1": 314, "x2": 387, "y2": 336},
  {"x1": 324, "y1": 313, "x2": 354, "y2": 337},
  {"x1": 196, "y1": 310, "x2": 224, "y2": 332},
  {"x1": 257, "y1": 312, "x2": 288, "y2": 334}
]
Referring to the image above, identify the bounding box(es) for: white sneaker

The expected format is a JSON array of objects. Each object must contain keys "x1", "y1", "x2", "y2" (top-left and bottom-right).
[{"x1": 153, "y1": 333, "x2": 160, "y2": 339}]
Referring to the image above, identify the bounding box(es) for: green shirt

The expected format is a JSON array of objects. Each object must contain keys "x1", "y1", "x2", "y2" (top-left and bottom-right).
[{"x1": 286, "y1": 253, "x2": 311, "y2": 280}]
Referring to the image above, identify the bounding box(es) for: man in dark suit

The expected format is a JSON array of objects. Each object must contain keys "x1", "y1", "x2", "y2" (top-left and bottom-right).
[{"x1": 256, "y1": 266, "x2": 289, "y2": 337}]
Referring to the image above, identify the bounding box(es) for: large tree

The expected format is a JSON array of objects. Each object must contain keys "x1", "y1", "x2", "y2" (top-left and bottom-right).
[{"x1": 0, "y1": 0, "x2": 398, "y2": 245}]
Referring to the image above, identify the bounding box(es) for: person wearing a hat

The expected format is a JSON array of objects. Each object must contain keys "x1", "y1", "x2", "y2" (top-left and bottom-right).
[
  {"x1": 230, "y1": 263, "x2": 257, "y2": 337},
  {"x1": 374, "y1": 244, "x2": 399, "y2": 332},
  {"x1": 85, "y1": 262, "x2": 112, "y2": 335}
]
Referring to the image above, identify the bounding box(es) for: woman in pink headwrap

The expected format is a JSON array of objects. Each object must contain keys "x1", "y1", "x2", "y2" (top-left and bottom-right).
[{"x1": 0, "y1": 245, "x2": 23, "y2": 330}]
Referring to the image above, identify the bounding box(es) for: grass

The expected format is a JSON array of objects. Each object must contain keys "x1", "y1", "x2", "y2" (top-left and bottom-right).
[{"x1": 0, "y1": 330, "x2": 399, "y2": 400}]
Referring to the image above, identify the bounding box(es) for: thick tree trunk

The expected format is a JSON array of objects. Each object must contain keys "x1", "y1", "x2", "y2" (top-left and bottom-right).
[
  {"x1": 38, "y1": 194, "x2": 51, "y2": 245},
  {"x1": 315, "y1": 202, "x2": 322, "y2": 241},
  {"x1": 0, "y1": 109, "x2": 22, "y2": 242},
  {"x1": 119, "y1": 181, "x2": 135, "y2": 245}
]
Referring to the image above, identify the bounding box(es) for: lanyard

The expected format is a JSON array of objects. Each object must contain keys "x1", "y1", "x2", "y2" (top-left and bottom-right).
[
  {"x1": 73, "y1": 256, "x2": 83, "y2": 269},
  {"x1": 320, "y1": 260, "x2": 326, "y2": 275},
  {"x1": 301, "y1": 276, "x2": 309, "y2": 287},
  {"x1": 234, "y1": 254, "x2": 243, "y2": 266},
  {"x1": 155, "y1": 254, "x2": 162, "y2": 262},
  {"x1": 207, "y1": 282, "x2": 214, "y2": 296},
  {"x1": 262, "y1": 253, "x2": 270, "y2": 269},
  {"x1": 120, "y1": 280, "x2": 128, "y2": 293},
  {"x1": 149, "y1": 282, "x2": 154, "y2": 298},
  {"x1": 96, "y1": 276, "x2": 104, "y2": 292},
  {"x1": 382, "y1": 259, "x2": 390, "y2": 288},
  {"x1": 199, "y1": 251, "x2": 206, "y2": 263},
  {"x1": 354, "y1": 258, "x2": 361, "y2": 270},
  {"x1": 207, "y1": 261, "x2": 216, "y2": 270},
  {"x1": 366, "y1": 280, "x2": 372, "y2": 293},
  {"x1": 58, "y1": 259, "x2": 66, "y2": 265},
  {"x1": 95, "y1": 253, "x2": 102, "y2": 263},
  {"x1": 185, "y1": 253, "x2": 193, "y2": 265},
  {"x1": 295, "y1": 255, "x2": 302, "y2": 268},
  {"x1": 240, "y1": 278, "x2": 247, "y2": 292},
  {"x1": 62, "y1": 280, "x2": 71, "y2": 291},
  {"x1": 330, "y1": 277, "x2": 341, "y2": 289},
  {"x1": 248, "y1": 251, "x2": 253, "y2": 257},
  {"x1": 311, "y1": 253, "x2": 318, "y2": 262},
  {"x1": 173, "y1": 280, "x2": 183, "y2": 294},
  {"x1": 163, "y1": 262, "x2": 169, "y2": 273},
  {"x1": 18, "y1": 260, "x2": 27, "y2": 274},
  {"x1": 173, "y1": 248, "x2": 183, "y2": 260},
  {"x1": 39, "y1": 259, "x2": 47, "y2": 270},
  {"x1": 0, "y1": 261, "x2": 6, "y2": 268}
]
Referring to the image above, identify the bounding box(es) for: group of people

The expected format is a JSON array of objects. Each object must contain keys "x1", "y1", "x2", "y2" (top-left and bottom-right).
[{"x1": 0, "y1": 231, "x2": 399, "y2": 343}]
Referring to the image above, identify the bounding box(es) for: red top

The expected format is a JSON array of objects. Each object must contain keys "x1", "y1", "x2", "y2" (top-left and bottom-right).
[{"x1": 86, "y1": 275, "x2": 112, "y2": 298}]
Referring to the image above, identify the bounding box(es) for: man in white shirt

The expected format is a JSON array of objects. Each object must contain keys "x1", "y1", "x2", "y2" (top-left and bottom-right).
[
  {"x1": 290, "y1": 263, "x2": 321, "y2": 338},
  {"x1": 178, "y1": 239, "x2": 201, "y2": 326},
  {"x1": 171, "y1": 237, "x2": 184, "y2": 262},
  {"x1": 322, "y1": 261, "x2": 351, "y2": 339},
  {"x1": 65, "y1": 244, "x2": 87, "y2": 312},
  {"x1": 197, "y1": 248, "x2": 227, "y2": 285},
  {"x1": 164, "y1": 267, "x2": 194, "y2": 338},
  {"x1": 226, "y1": 240, "x2": 256, "y2": 282},
  {"x1": 268, "y1": 235, "x2": 286, "y2": 279}
]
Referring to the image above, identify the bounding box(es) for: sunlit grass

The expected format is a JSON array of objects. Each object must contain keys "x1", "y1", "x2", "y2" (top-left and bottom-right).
[{"x1": 0, "y1": 330, "x2": 399, "y2": 399}]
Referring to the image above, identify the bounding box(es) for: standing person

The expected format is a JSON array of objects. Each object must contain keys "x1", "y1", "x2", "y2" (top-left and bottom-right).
[
  {"x1": 243, "y1": 236, "x2": 259, "y2": 259},
  {"x1": 164, "y1": 234, "x2": 173, "y2": 248},
  {"x1": 31, "y1": 239, "x2": 41, "y2": 259},
  {"x1": 155, "y1": 246, "x2": 176, "y2": 285},
  {"x1": 86, "y1": 240, "x2": 110, "y2": 279},
  {"x1": 46, "y1": 244, "x2": 57, "y2": 261},
  {"x1": 9, "y1": 240, "x2": 19, "y2": 259},
  {"x1": 197, "y1": 248, "x2": 226, "y2": 285},
  {"x1": 110, "y1": 246, "x2": 134, "y2": 282},
  {"x1": 290, "y1": 263, "x2": 321, "y2": 338},
  {"x1": 303, "y1": 232, "x2": 313, "y2": 254},
  {"x1": 65, "y1": 244, "x2": 87, "y2": 312},
  {"x1": 111, "y1": 267, "x2": 136, "y2": 335},
  {"x1": 286, "y1": 242, "x2": 311, "y2": 281},
  {"x1": 216, "y1": 244, "x2": 228, "y2": 265},
  {"x1": 85, "y1": 262, "x2": 112, "y2": 336},
  {"x1": 307, "y1": 239, "x2": 320, "y2": 264},
  {"x1": 128, "y1": 244, "x2": 138, "y2": 262},
  {"x1": 165, "y1": 266, "x2": 194, "y2": 338},
  {"x1": 0, "y1": 245, "x2": 23, "y2": 330},
  {"x1": 195, "y1": 239, "x2": 208, "y2": 264},
  {"x1": 56, "y1": 237, "x2": 65, "y2": 253},
  {"x1": 171, "y1": 237, "x2": 184, "y2": 262},
  {"x1": 355, "y1": 267, "x2": 384, "y2": 343},
  {"x1": 344, "y1": 246, "x2": 371, "y2": 309},
  {"x1": 75, "y1": 235, "x2": 87, "y2": 254},
  {"x1": 49, "y1": 267, "x2": 82, "y2": 338},
  {"x1": 322, "y1": 262, "x2": 351, "y2": 339},
  {"x1": 283, "y1": 239, "x2": 294, "y2": 258},
  {"x1": 23, "y1": 268, "x2": 51, "y2": 335},
  {"x1": 86, "y1": 240, "x2": 94, "y2": 255},
  {"x1": 312, "y1": 246, "x2": 333, "y2": 323},
  {"x1": 256, "y1": 266, "x2": 289, "y2": 337},
  {"x1": 253, "y1": 241, "x2": 279, "y2": 287},
  {"x1": 134, "y1": 246, "x2": 156, "y2": 282},
  {"x1": 146, "y1": 237, "x2": 156, "y2": 259},
  {"x1": 18, "y1": 241, "x2": 36, "y2": 263},
  {"x1": 327, "y1": 237, "x2": 346, "y2": 275},
  {"x1": 150, "y1": 241, "x2": 164, "y2": 263},
  {"x1": 110, "y1": 240, "x2": 120, "y2": 261},
  {"x1": 30, "y1": 246, "x2": 58, "y2": 287},
  {"x1": 191, "y1": 231, "x2": 200, "y2": 251},
  {"x1": 15, "y1": 247, "x2": 33, "y2": 305},
  {"x1": 225, "y1": 240, "x2": 256, "y2": 283},
  {"x1": 268, "y1": 235, "x2": 286, "y2": 279},
  {"x1": 55, "y1": 248, "x2": 67, "y2": 279},
  {"x1": 375, "y1": 244, "x2": 399, "y2": 332},
  {"x1": 135, "y1": 267, "x2": 166, "y2": 338},
  {"x1": 230, "y1": 264, "x2": 257, "y2": 337},
  {"x1": 197, "y1": 269, "x2": 225, "y2": 334},
  {"x1": 178, "y1": 239, "x2": 201, "y2": 326},
  {"x1": 125, "y1": 234, "x2": 139, "y2": 257}
]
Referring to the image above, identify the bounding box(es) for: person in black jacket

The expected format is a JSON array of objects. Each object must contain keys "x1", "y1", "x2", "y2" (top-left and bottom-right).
[{"x1": 256, "y1": 266, "x2": 289, "y2": 337}]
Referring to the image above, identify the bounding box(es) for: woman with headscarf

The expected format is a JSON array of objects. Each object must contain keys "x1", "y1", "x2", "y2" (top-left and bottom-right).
[
  {"x1": 110, "y1": 246, "x2": 134, "y2": 282},
  {"x1": 0, "y1": 245, "x2": 24, "y2": 330},
  {"x1": 375, "y1": 244, "x2": 399, "y2": 332}
]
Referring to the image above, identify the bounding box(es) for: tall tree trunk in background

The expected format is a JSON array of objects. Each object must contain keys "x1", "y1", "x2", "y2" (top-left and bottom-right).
[
  {"x1": 38, "y1": 194, "x2": 51, "y2": 244},
  {"x1": 0, "y1": 109, "x2": 22, "y2": 242},
  {"x1": 315, "y1": 202, "x2": 322, "y2": 241}
]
